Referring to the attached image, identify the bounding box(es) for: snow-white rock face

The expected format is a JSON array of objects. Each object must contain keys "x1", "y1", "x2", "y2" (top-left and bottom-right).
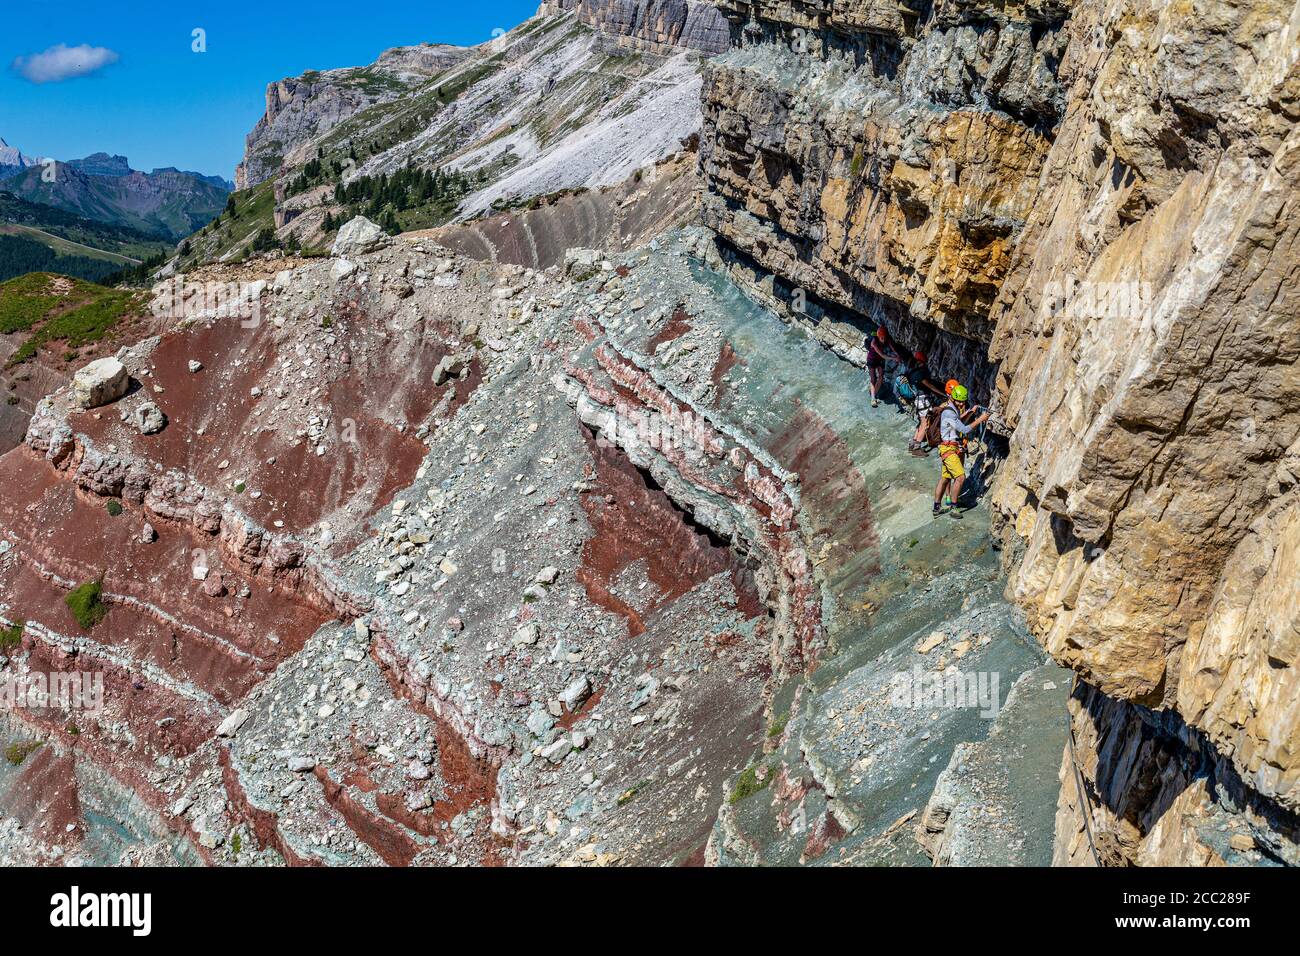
[
  {"x1": 0, "y1": 136, "x2": 39, "y2": 178},
  {"x1": 452, "y1": 49, "x2": 704, "y2": 219},
  {"x1": 345, "y1": 12, "x2": 710, "y2": 217},
  {"x1": 234, "y1": 7, "x2": 717, "y2": 248},
  {"x1": 72, "y1": 358, "x2": 129, "y2": 409}
]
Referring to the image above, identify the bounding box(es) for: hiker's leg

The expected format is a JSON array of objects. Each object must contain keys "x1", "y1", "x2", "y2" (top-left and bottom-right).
[
  {"x1": 869, "y1": 366, "x2": 882, "y2": 398},
  {"x1": 938, "y1": 447, "x2": 964, "y2": 504},
  {"x1": 934, "y1": 476, "x2": 949, "y2": 505},
  {"x1": 950, "y1": 474, "x2": 965, "y2": 506}
]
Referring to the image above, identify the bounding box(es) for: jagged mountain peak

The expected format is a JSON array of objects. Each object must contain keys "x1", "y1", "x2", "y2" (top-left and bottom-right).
[
  {"x1": 0, "y1": 136, "x2": 39, "y2": 174},
  {"x1": 67, "y1": 152, "x2": 133, "y2": 177}
]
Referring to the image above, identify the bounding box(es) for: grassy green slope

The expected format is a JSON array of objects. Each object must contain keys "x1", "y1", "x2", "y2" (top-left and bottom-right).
[
  {"x1": 0, "y1": 272, "x2": 147, "y2": 367},
  {"x1": 172, "y1": 179, "x2": 280, "y2": 271}
]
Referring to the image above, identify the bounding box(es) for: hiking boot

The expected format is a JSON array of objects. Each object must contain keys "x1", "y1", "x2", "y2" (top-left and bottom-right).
[
  {"x1": 948, "y1": 507, "x2": 963, "y2": 519},
  {"x1": 932, "y1": 502, "x2": 944, "y2": 518}
]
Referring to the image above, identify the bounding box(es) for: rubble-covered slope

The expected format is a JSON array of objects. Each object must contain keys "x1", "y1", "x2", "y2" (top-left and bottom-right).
[
  {"x1": 0, "y1": 220, "x2": 1073, "y2": 865},
  {"x1": 0, "y1": 228, "x2": 783, "y2": 864},
  {"x1": 423, "y1": 150, "x2": 701, "y2": 269}
]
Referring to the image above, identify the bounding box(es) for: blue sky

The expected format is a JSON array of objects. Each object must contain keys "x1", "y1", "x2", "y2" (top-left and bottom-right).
[{"x1": 0, "y1": 0, "x2": 540, "y2": 181}]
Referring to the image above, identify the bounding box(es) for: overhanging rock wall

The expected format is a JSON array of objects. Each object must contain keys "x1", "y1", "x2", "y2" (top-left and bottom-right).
[{"x1": 696, "y1": 0, "x2": 1300, "y2": 864}]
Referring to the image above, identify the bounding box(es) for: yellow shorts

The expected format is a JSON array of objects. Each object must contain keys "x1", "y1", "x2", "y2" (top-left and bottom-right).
[{"x1": 940, "y1": 445, "x2": 965, "y2": 480}]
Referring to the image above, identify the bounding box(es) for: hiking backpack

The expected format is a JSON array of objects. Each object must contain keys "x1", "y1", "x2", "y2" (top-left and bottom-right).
[{"x1": 922, "y1": 409, "x2": 945, "y2": 449}]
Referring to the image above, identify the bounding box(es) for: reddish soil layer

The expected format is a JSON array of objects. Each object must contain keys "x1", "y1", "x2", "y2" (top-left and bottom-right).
[
  {"x1": 220, "y1": 747, "x2": 318, "y2": 867},
  {"x1": 647, "y1": 309, "x2": 693, "y2": 352},
  {"x1": 2, "y1": 745, "x2": 84, "y2": 845},
  {"x1": 0, "y1": 452, "x2": 331, "y2": 705},
  {"x1": 555, "y1": 688, "x2": 603, "y2": 730},
  {"x1": 369, "y1": 650, "x2": 504, "y2": 864},
  {"x1": 17, "y1": 635, "x2": 216, "y2": 758},
  {"x1": 315, "y1": 767, "x2": 421, "y2": 867},
  {"x1": 710, "y1": 342, "x2": 743, "y2": 408},
  {"x1": 803, "y1": 809, "x2": 848, "y2": 861},
  {"x1": 576, "y1": 425, "x2": 763, "y2": 637},
  {"x1": 373, "y1": 715, "x2": 501, "y2": 847},
  {"x1": 67, "y1": 310, "x2": 477, "y2": 550}
]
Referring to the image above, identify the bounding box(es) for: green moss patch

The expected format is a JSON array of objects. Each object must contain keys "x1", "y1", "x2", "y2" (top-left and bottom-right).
[
  {"x1": 4, "y1": 741, "x2": 42, "y2": 765},
  {"x1": 65, "y1": 577, "x2": 108, "y2": 631},
  {"x1": 0, "y1": 619, "x2": 24, "y2": 651},
  {"x1": 729, "y1": 764, "x2": 773, "y2": 804}
]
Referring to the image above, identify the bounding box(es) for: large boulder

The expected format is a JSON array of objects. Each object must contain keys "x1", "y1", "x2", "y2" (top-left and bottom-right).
[
  {"x1": 564, "y1": 247, "x2": 601, "y2": 278},
  {"x1": 72, "y1": 358, "x2": 129, "y2": 409},
  {"x1": 331, "y1": 216, "x2": 389, "y2": 257}
]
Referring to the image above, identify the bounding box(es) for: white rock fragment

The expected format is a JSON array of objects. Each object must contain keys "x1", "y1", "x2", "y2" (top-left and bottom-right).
[{"x1": 216, "y1": 708, "x2": 250, "y2": 737}]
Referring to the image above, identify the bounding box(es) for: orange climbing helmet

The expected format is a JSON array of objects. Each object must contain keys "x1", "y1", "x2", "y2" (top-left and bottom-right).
[
  {"x1": 876, "y1": 327, "x2": 888, "y2": 341},
  {"x1": 945, "y1": 378, "x2": 958, "y2": 396}
]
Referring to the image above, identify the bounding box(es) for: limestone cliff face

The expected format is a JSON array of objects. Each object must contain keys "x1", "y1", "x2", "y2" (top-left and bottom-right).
[
  {"x1": 697, "y1": 0, "x2": 1300, "y2": 864},
  {"x1": 698, "y1": 0, "x2": 1070, "y2": 393},
  {"x1": 235, "y1": 44, "x2": 470, "y2": 190},
  {"x1": 987, "y1": 0, "x2": 1300, "y2": 865},
  {"x1": 538, "y1": 0, "x2": 730, "y2": 53}
]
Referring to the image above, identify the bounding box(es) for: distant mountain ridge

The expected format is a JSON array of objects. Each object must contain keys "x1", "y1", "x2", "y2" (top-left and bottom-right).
[
  {"x1": 66, "y1": 152, "x2": 133, "y2": 177},
  {"x1": 0, "y1": 141, "x2": 231, "y2": 240},
  {"x1": 69, "y1": 151, "x2": 234, "y2": 190}
]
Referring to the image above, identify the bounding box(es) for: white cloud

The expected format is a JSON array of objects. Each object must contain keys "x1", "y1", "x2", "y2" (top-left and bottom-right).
[{"x1": 12, "y1": 44, "x2": 119, "y2": 84}]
